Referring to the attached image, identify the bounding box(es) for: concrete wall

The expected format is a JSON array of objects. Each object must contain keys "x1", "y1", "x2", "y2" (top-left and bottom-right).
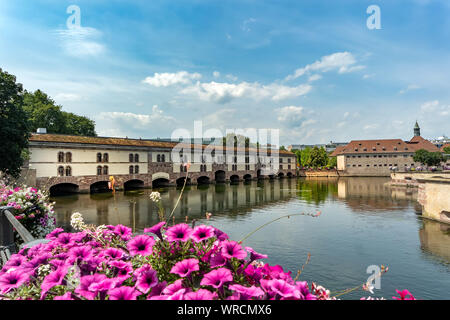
[{"x1": 417, "y1": 178, "x2": 450, "y2": 224}]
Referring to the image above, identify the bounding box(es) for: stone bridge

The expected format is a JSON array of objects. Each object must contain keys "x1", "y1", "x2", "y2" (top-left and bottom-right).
[{"x1": 37, "y1": 163, "x2": 297, "y2": 195}]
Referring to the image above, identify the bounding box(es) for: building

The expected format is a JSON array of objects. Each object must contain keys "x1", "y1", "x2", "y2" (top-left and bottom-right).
[
  {"x1": 26, "y1": 133, "x2": 297, "y2": 194},
  {"x1": 287, "y1": 141, "x2": 348, "y2": 153},
  {"x1": 331, "y1": 122, "x2": 441, "y2": 176}
]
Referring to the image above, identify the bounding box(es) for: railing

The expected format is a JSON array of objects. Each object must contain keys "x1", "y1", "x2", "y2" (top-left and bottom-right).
[{"x1": 0, "y1": 206, "x2": 48, "y2": 266}]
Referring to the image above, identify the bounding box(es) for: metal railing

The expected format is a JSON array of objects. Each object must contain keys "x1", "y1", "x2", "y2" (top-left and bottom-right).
[{"x1": 0, "y1": 206, "x2": 48, "y2": 266}]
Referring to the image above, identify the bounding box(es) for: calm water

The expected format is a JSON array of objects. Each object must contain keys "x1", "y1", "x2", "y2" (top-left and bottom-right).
[{"x1": 51, "y1": 177, "x2": 450, "y2": 300}]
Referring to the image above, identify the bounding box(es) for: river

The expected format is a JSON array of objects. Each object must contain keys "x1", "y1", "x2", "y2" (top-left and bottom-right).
[{"x1": 51, "y1": 177, "x2": 450, "y2": 300}]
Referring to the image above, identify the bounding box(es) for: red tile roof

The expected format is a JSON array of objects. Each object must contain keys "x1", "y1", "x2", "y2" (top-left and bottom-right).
[
  {"x1": 331, "y1": 136, "x2": 439, "y2": 156},
  {"x1": 29, "y1": 134, "x2": 296, "y2": 156}
]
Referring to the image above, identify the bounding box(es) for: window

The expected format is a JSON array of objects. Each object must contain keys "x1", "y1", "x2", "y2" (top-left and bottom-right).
[
  {"x1": 97, "y1": 166, "x2": 102, "y2": 175},
  {"x1": 103, "y1": 166, "x2": 109, "y2": 175},
  {"x1": 161, "y1": 154, "x2": 165, "y2": 162},
  {"x1": 280, "y1": 158, "x2": 283, "y2": 163},
  {"x1": 288, "y1": 165, "x2": 291, "y2": 169},
  {"x1": 58, "y1": 152, "x2": 65, "y2": 163},
  {"x1": 134, "y1": 154, "x2": 139, "y2": 163},
  {"x1": 246, "y1": 164, "x2": 250, "y2": 170},
  {"x1": 280, "y1": 164, "x2": 283, "y2": 170},
  {"x1": 97, "y1": 153, "x2": 102, "y2": 163},
  {"x1": 157, "y1": 154, "x2": 161, "y2": 162},
  {"x1": 103, "y1": 153, "x2": 109, "y2": 163},
  {"x1": 65, "y1": 166, "x2": 72, "y2": 176},
  {"x1": 288, "y1": 158, "x2": 291, "y2": 163},
  {"x1": 65, "y1": 152, "x2": 72, "y2": 163},
  {"x1": 180, "y1": 165, "x2": 187, "y2": 173},
  {"x1": 129, "y1": 165, "x2": 134, "y2": 174},
  {"x1": 58, "y1": 166, "x2": 64, "y2": 176},
  {"x1": 129, "y1": 153, "x2": 134, "y2": 162},
  {"x1": 134, "y1": 165, "x2": 139, "y2": 174}
]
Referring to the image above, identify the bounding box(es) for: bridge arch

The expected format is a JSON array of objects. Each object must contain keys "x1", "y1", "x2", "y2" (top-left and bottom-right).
[
  {"x1": 215, "y1": 170, "x2": 226, "y2": 183},
  {"x1": 152, "y1": 172, "x2": 170, "y2": 181},
  {"x1": 287, "y1": 172, "x2": 293, "y2": 178},
  {"x1": 176, "y1": 177, "x2": 191, "y2": 187},
  {"x1": 49, "y1": 183, "x2": 79, "y2": 196},
  {"x1": 124, "y1": 179, "x2": 145, "y2": 190},
  {"x1": 230, "y1": 175, "x2": 240, "y2": 183},
  {"x1": 278, "y1": 172, "x2": 285, "y2": 178},
  {"x1": 90, "y1": 181, "x2": 110, "y2": 194},
  {"x1": 153, "y1": 178, "x2": 170, "y2": 188},
  {"x1": 243, "y1": 174, "x2": 252, "y2": 181},
  {"x1": 257, "y1": 169, "x2": 263, "y2": 180},
  {"x1": 197, "y1": 176, "x2": 210, "y2": 185}
]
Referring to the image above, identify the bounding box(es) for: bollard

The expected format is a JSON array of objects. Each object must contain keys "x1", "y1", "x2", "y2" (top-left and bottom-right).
[{"x1": 0, "y1": 206, "x2": 16, "y2": 255}]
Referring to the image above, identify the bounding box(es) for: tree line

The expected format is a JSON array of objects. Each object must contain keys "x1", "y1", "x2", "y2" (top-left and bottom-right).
[
  {"x1": 292, "y1": 146, "x2": 337, "y2": 169},
  {"x1": 0, "y1": 68, "x2": 96, "y2": 177}
]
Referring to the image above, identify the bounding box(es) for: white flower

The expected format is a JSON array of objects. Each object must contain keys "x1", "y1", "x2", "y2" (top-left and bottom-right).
[
  {"x1": 70, "y1": 212, "x2": 86, "y2": 231},
  {"x1": 150, "y1": 192, "x2": 161, "y2": 202}
]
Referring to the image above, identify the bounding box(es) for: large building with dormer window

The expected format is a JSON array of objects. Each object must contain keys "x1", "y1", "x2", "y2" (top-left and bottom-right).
[
  {"x1": 25, "y1": 133, "x2": 297, "y2": 194},
  {"x1": 331, "y1": 122, "x2": 441, "y2": 176}
]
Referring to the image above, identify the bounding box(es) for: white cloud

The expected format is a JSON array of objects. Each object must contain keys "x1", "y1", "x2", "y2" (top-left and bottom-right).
[
  {"x1": 285, "y1": 52, "x2": 365, "y2": 81},
  {"x1": 420, "y1": 100, "x2": 439, "y2": 112},
  {"x1": 54, "y1": 93, "x2": 80, "y2": 102},
  {"x1": 363, "y1": 73, "x2": 375, "y2": 79},
  {"x1": 181, "y1": 81, "x2": 311, "y2": 104},
  {"x1": 277, "y1": 106, "x2": 305, "y2": 122},
  {"x1": 363, "y1": 124, "x2": 379, "y2": 130},
  {"x1": 399, "y1": 84, "x2": 420, "y2": 94},
  {"x1": 143, "y1": 71, "x2": 202, "y2": 87},
  {"x1": 54, "y1": 26, "x2": 105, "y2": 57},
  {"x1": 308, "y1": 74, "x2": 322, "y2": 82},
  {"x1": 241, "y1": 18, "x2": 256, "y2": 32},
  {"x1": 225, "y1": 74, "x2": 238, "y2": 81},
  {"x1": 420, "y1": 100, "x2": 450, "y2": 116},
  {"x1": 213, "y1": 71, "x2": 220, "y2": 78}
]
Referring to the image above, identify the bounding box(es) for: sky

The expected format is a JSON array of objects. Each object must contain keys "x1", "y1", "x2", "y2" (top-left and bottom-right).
[{"x1": 1, "y1": 0, "x2": 449, "y2": 146}]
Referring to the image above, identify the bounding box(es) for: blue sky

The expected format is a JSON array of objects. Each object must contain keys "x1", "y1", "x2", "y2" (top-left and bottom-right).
[{"x1": 1, "y1": 0, "x2": 449, "y2": 145}]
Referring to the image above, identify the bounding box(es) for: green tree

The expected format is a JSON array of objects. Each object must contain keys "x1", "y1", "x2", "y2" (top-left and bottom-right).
[
  {"x1": 0, "y1": 69, "x2": 30, "y2": 177},
  {"x1": 413, "y1": 149, "x2": 429, "y2": 165},
  {"x1": 327, "y1": 155, "x2": 337, "y2": 168},
  {"x1": 280, "y1": 145, "x2": 286, "y2": 151},
  {"x1": 300, "y1": 147, "x2": 312, "y2": 167},
  {"x1": 413, "y1": 149, "x2": 444, "y2": 167},
  {"x1": 23, "y1": 89, "x2": 96, "y2": 136},
  {"x1": 310, "y1": 146, "x2": 328, "y2": 168}
]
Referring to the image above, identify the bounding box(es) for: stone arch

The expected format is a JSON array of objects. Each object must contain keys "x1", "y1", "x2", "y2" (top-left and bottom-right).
[
  {"x1": 90, "y1": 181, "x2": 110, "y2": 194},
  {"x1": 152, "y1": 172, "x2": 170, "y2": 181},
  {"x1": 197, "y1": 176, "x2": 210, "y2": 185},
  {"x1": 124, "y1": 179, "x2": 145, "y2": 190},
  {"x1": 243, "y1": 174, "x2": 252, "y2": 181},
  {"x1": 215, "y1": 170, "x2": 226, "y2": 183},
  {"x1": 49, "y1": 183, "x2": 79, "y2": 196},
  {"x1": 176, "y1": 177, "x2": 191, "y2": 187},
  {"x1": 230, "y1": 175, "x2": 240, "y2": 183},
  {"x1": 153, "y1": 178, "x2": 170, "y2": 188},
  {"x1": 287, "y1": 172, "x2": 293, "y2": 178},
  {"x1": 278, "y1": 172, "x2": 285, "y2": 178}
]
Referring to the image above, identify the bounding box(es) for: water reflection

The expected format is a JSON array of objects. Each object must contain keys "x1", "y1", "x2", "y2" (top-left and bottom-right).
[{"x1": 419, "y1": 220, "x2": 450, "y2": 263}]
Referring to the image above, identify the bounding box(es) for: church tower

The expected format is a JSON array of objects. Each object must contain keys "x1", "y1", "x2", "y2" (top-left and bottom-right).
[{"x1": 414, "y1": 121, "x2": 421, "y2": 137}]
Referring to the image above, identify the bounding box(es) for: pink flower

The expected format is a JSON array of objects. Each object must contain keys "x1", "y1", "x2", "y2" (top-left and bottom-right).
[
  {"x1": 41, "y1": 265, "x2": 69, "y2": 297},
  {"x1": 108, "y1": 286, "x2": 140, "y2": 300},
  {"x1": 221, "y1": 241, "x2": 247, "y2": 260},
  {"x1": 191, "y1": 225, "x2": 215, "y2": 242},
  {"x1": 135, "y1": 266, "x2": 158, "y2": 294},
  {"x1": 0, "y1": 270, "x2": 30, "y2": 294},
  {"x1": 165, "y1": 224, "x2": 193, "y2": 242},
  {"x1": 229, "y1": 284, "x2": 265, "y2": 299},
  {"x1": 200, "y1": 268, "x2": 233, "y2": 289},
  {"x1": 114, "y1": 224, "x2": 133, "y2": 240},
  {"x1": 144, "y1": 221, "x2": 166, "y2": 240},
  {"x1": 54, "y1": 292, "x2": 74, "y2": 300},
  {"x1": 162, "y1": 279, "x2": 184, "y2": 296},
  {"x1": 393, "y1": 289, "x2": 416, "y2": 300},
  {"x1": 184, "y1": 289, "x2": 218, "y2": 300},
  {"x1": 170, "y1": 258, "x2": 199, "y2": 278},
  {"x1": 245, "y1": 247, "x2": 268, "y2": 261},
  {"x1": 127, "y1": 235, "x2": 155, "y2": 257}
]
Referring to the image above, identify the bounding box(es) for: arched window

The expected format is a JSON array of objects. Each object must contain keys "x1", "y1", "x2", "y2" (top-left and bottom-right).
[
  {"x1": 103, "y1": 153, "x2": 109, "y2": 163},
  {"x1": 161, "y1": 154, "x2": 165, "y2": 162},
  {"x1": 180, "y1": 165, "x2": 186, "y2": 173},
  {"x1": 103, "y1": 166, "x2": 108, "y2": 175},
  {"x1": 58, "y1": 152, "x2": 65, "y2": 163},
  {"x1": 134, "y1": 165, "x2": 139, "y2": 174},
  {"x1": 65, "y1": 166, "x2": 72, "y2": 177},
  {"x1": 66, "y1": 152, "x2": 72, "y2": 163},
  {"x1": 58, "y1": 166, "x2": 64, "y2": 176},
  {"x1": 97, "y1": 153, "x2": 102, "y2": 163},
  {"x1": 97, "y1": 166, "x2": 102, "y2": 175},
  {"x1": 134, "y1": 154, "x2": 139, "y2": 163},
  {"x1": 129, "y1": 153, "x2": 134, "y2": 162},
  {"x1": 157, "y1": 154, "x2": 161, "y2": 162},
  {"x1": 129, "y1": 165, "x2": 134, "y2": 174}
]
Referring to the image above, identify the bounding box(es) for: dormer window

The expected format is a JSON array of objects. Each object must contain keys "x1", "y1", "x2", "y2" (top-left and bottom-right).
[
  {"x1": 394, "y1": 147, "x2": 398, "y2": 151},
  {"x1": 404, "y1": 147, "x2": 408, "y2": 151},
  {"x1": 354, "y1": 148, "x2": 358, "y2": 152},
  {"x1": 372, "y1": 147, "x2": 376, "y2": 151},
  {"x1": 363, "y1": 148, "x2": 367, "y2": 151},
  {"x1": 382, "y1": 147, "x2": 386, "y2": 151}
]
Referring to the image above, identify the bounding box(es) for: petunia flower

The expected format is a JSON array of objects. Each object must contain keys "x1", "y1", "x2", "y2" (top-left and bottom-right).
[
  {"x1": 170, "y1": 258, "x2": 199, "y2": 278},
  {"x1": 165, "y1": 224, "x2": 193, "y2": 242},
  {"x1": 200, "y1": 268, "x2": 233, "y2": 289},
  {"x1": 54, "y1": 292, "x2": 74, "y2": 300},
  {"x1": 221, "y1": 241, "x2": 247, "y2": 260},
  {"x1": 393, "y1": 289, "x2": 416, "y2": 300},
  {"x1": 190, "y1": 225, "x2": 215, "y2": 243},
  {"x1": 135, "y1": 266, "x2": 158, "y2": 294},
  {"x1": 76, "y1": 274, "x2": 109, "y2": 300},
  {"x1": 268, "y1": 279, "x2": 301, "y2": 299},
  {"x1": 0, "y1": 270, "x2": 30, "y2": 294},
  {"x1": 127, "y1": 235, "x2": 155, "y2": 257},
  {"x1": 229, "y1": 284, "x2": 265, "y2": 300},
  {"x1": 144, "y1": 221, "x2": 166, "y2": 240},
  {"x1": 162, "y1": 279, "x2": 184, "y2": 296},
  {"x1": 245, "y1": 247, "x2": 268, "y2": 262},
  {"x1": 108, "y1": 286, "x2": 140, "y2": 300},
  {"x1": 41, "y1": 265, "x2": 69, "y2": 297},
  {"x1": 113, "y1": 225, "x2": 133, "y2": 241},
  {"x1": 184, "y1": 289, "x2": 218, "y2": 300}
]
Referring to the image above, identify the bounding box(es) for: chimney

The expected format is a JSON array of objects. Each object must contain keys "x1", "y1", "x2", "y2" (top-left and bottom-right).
[{"x1": 36, "y1": 128, "x2": 47, "y2": 134}]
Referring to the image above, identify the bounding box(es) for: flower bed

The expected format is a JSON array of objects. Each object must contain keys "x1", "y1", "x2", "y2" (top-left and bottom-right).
[
  {"x1": 0, "y1": 182, "x2": 56, "y2": 242},
  {"x1": 0, "y1": 214, "x2": 415, "y2": 300}
]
